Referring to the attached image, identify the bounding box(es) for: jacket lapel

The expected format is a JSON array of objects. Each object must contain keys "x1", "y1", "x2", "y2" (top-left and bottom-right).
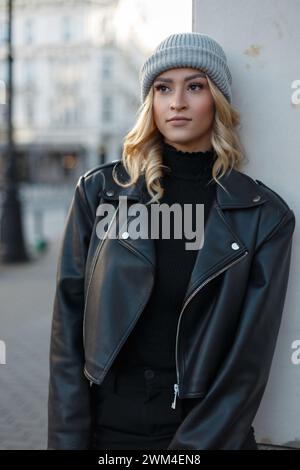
[
  {"x1": 181, "y1": 169, "x2": 267, "y2": 302},
  {"x1": 102, "y1": 163, "x2": 267, "y2": 298}
]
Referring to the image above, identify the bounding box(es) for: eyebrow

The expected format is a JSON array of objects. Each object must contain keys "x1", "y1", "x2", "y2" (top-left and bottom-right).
[{"x1": 154, "y1": 73, "x2": 206, "y2": 83}]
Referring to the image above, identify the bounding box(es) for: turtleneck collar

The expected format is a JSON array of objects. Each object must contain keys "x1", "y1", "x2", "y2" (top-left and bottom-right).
[{"x1": 161, "y1": 141, "x2": 216, "y2": 181}]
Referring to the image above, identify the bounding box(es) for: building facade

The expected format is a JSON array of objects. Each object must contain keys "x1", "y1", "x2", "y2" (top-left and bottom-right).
[{"x1": 0, "y1": 0, "x2": 145, "y2": 183}]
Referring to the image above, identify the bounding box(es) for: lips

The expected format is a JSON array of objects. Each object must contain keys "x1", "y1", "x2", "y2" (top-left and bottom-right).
[
  {"x1": 167, "y1": 117, "x2": 191, "y2": 127},
  {"x1": 167, "y1": 117, "x2": 191, "y2": 122}
]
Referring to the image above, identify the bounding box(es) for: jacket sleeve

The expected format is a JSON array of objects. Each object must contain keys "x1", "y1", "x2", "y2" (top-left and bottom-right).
[
  {"x1": 47, "y1": 175, "x2": 94, "y2": 449},
  {"x1": 167, "y1": 208, "x2": 296, "y2": 450}
]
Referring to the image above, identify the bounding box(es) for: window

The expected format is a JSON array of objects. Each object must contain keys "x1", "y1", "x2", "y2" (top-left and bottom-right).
[
  {"x1": 102, "y1": 55, "x2": 113, "y2": 79},
  {"x1": 51, "y1": 92, "x2": 82, "y2": 127},
  {"x1": 62, "y1": 17, "x2": 72, "y2": 42},
  {"x1": 25, "y1": 97, "x2": 34, "y2": 125},
  {"x1": 24, "y1": 18, "x2": 34, "y2": 44},
  {"x1": 102, "y1": 95, "x2": 113, "y2": 122},
  {"x1": 0, "y1": 21, "x2": 8, "y2": 43},
  {"x1": 25, "y1": 61, "x2": 35, "y2": 86}
]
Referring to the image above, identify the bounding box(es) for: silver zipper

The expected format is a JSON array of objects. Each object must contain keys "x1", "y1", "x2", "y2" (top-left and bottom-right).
[
  {"x1": 171, "y1": 383, "x2": 179, "y2": 409},
  {"x1": 84, "y1": 365, "x2": 100, "y2": 385},
  {"x1": 171, "y1": 249, "x2": 249, "y2": 409},
  {"x1": 83, "y1": 204, "x2": 120, "y2": 351}
]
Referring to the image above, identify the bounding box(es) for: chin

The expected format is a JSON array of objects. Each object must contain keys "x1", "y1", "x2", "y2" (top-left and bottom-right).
[{"x1": 165, "y1": 136, "x2": 194, "y2": 146}]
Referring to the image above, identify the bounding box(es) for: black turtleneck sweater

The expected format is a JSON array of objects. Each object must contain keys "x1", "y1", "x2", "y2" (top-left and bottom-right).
[{"x1": 114, "y1": 141, "x2": 217, "y2": 373}]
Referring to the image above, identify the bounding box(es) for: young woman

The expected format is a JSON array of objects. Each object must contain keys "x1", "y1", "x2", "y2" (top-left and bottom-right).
[{"x1": 47, "y1": 33, "x2": 296, "y2": 450}]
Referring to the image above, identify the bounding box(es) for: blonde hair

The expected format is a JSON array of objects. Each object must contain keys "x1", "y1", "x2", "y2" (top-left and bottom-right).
[{"x1": 113, "y1": 73, "x2": 247, "y2": 205}]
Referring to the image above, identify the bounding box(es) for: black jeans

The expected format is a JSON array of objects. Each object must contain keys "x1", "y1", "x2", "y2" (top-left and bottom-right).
[{"x1": 90, "y1": 365, "x2": 258, "y2": 450}]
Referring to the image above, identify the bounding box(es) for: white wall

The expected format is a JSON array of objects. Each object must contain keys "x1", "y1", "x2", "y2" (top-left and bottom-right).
[{"x1": 193, "y1": 0, "x2": 300, "y2": 447}]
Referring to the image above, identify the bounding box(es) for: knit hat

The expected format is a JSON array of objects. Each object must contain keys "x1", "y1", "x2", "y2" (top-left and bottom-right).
[{"x1": 139, "y1": 32, "x2": 232, "y2": 103}]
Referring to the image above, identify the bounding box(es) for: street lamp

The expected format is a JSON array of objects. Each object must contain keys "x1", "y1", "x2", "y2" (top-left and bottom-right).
[{"x1": 0, "y1": 0, "x2": 28, "y2": 262}]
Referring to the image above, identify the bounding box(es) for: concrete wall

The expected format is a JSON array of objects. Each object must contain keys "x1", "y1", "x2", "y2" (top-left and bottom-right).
[{"x1": 193, "y1": 0, "x2": 300, "y2": 447}]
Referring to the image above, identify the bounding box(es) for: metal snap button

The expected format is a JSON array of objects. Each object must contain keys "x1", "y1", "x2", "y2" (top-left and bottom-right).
[
  {"x1": 231, "y1": 242, "x2": 240, "y2": 250},
  {"x1": 144, "y1": 369, "x2": 155, "y2": 380},
  {"x1": 252, "y1": 195, "x2": 261, "y2": 202},
  {"x1": 121, "y1": 231, "x2": 129, "y2": 239}
]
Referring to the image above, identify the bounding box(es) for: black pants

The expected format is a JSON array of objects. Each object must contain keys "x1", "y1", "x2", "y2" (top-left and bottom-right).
[{"x1": 90, "y1": 365, "x2": 258, "y2": 450}]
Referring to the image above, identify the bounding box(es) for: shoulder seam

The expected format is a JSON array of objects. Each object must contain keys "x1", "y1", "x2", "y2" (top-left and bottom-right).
[
  {"x1": 255, "y1": 208, "x2": 294, "y2": 253},
  {"x1": 263, "y1": 208, "x2": 295, "y2": 244},
  {"x1": 83, "y1": 160, "x2": 120, "y2": 179},
  {"x1": 255, "y1": 179, "x2": 290, "y2": 211}
]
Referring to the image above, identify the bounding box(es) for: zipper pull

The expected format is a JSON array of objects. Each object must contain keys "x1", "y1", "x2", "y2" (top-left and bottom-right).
[
  {"x1": 171, "y1": 383, "x2": 179, "y2": 409},
  {"x1": 90, "y1": 381, "x2": 93, "y2": 387}
]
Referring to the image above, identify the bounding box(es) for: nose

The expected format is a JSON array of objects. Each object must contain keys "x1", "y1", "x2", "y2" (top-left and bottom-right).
[{"x1": 170, "y1": 88, "x2": 187, "y2": 110}]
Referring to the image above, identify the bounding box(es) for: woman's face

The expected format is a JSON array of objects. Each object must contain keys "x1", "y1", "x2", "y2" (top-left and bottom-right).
[{"x1": 153, "y1": 67, "x2": 215, "y2": 153}]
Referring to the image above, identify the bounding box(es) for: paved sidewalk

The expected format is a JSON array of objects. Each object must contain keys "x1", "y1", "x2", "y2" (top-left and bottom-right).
[{"x1": 0, "y1": 238, "x2": 61, "y2": 450}]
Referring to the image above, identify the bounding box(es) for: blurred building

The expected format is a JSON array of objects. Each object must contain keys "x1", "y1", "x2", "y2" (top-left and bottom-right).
[{"x1": 0, "y1": 0, "x2": 145, "y2": 184}]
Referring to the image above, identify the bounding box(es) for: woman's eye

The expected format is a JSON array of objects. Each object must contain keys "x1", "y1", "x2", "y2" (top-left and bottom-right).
[
  {"x1": 189, "y1": 83, "x2": 204, "y2": 90},
  {"x1": 154, "y1": 83, "x2": 204, "y2": 92},
  {"x1": 154, "y1": 85, "x2": 169, "y2": 92}
]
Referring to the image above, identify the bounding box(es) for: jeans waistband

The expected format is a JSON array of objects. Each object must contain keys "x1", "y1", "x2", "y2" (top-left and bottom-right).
[{"x1": 101, "y1": 364, "x2": 177, "y2": 393}]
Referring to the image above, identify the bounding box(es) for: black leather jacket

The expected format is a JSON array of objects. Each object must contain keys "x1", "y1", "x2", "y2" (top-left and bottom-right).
[{"x1": 47, "y1": 160, "x2": 296, "y2": 449}]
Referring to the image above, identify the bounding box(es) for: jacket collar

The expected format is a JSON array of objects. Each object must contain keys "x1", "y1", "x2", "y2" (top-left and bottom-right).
[
  {"x1": 100, "y1": 161, "x2": 267, "y2": 303},
  {"x1": 102, "y1": 160, "x2": 267, "y2": 209}
]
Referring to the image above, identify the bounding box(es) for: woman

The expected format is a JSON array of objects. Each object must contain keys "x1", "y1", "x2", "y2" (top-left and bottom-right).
[{"x1": 47, "y1": 33, "x2": 296, "y2": 450}]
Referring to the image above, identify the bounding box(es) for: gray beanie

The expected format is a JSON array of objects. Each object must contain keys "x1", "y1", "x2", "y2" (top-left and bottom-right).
[{"x1": 139, "y1": 32, "x2": 232, "y2": 103}]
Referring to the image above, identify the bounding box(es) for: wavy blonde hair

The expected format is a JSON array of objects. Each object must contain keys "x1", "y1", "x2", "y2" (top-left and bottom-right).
[{"x1": 113, "y1": 73, "x2": 247, "y2": 205}]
